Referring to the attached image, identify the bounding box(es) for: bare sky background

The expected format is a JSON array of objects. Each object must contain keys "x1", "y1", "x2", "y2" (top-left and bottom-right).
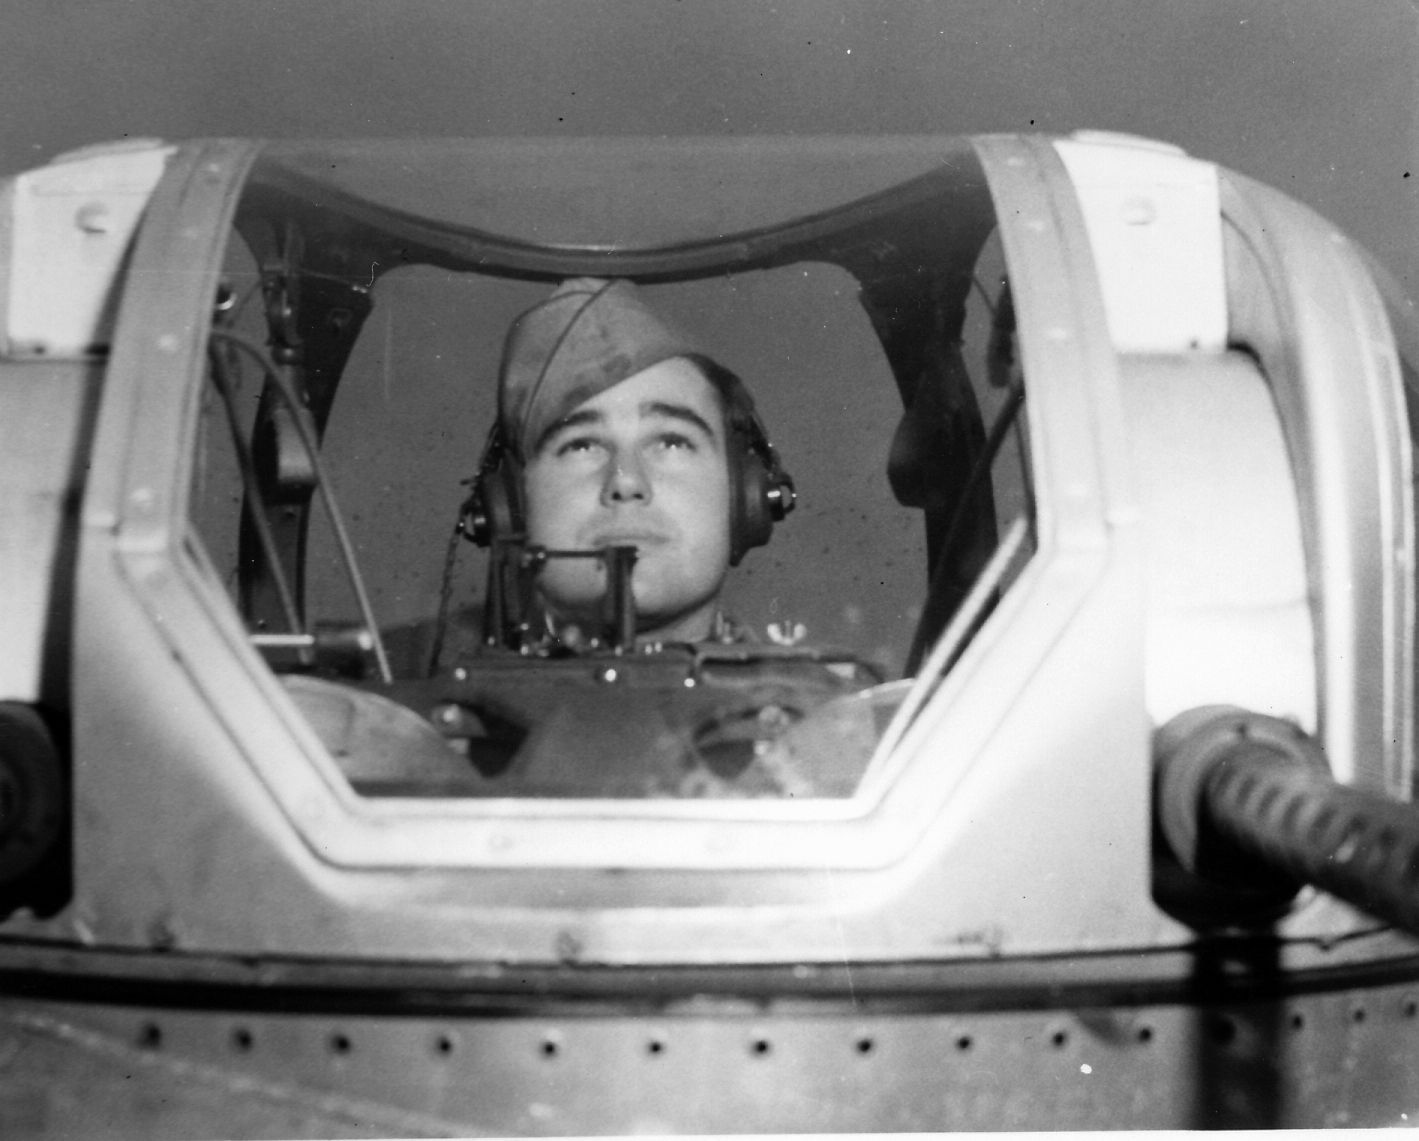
[{"x1": 1, "y1": 0, "x2": 1414, "y2": 287}]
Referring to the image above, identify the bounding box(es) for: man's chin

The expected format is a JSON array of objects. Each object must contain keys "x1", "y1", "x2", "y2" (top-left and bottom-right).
[{"x1": 631, "y1": 593, "x2": 723, "y2": 642}]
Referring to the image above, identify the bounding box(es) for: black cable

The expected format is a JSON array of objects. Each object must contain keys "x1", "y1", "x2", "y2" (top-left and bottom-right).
[
  {"x1": 427, "y1": 498, "x2": 468, "y2": 675},
  {"x1": 208, "y1": 328, "x2": 393, "y2": 683},
  {"x1": 904, "y1": 375, "x2": 1026, "y2": 674}
]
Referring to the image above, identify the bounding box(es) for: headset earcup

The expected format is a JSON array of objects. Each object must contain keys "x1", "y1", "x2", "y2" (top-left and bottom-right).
[
  {"x1": 729, "y1": 448, "x2": 766, "y2": 567},
  {"x1": 468, "y1": 457, "x2": 524, "y2": 548}
]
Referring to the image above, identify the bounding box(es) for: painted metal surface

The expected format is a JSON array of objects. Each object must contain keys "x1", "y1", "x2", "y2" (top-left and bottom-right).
[
  {"x1": 3, "y1": 941, "x2": 1419, "y2": 1134},
  {"x1": 45, "y1": 133, "x2": 1181, "y2": 963},
  {"x1": 1116, "y1": 353, "x2": 1314, "y2": 728},
  {"x1": 0, "y1": 362, "x2": 98, "y2": 703},
  {"x1": 0, "y1": 130, "x2": 1416, "y2": 1134},
  {"x1": 0, "y1": 141, "x2": 172, "y2": 359},
  {"x1": 2, "y1": 132, "x2": 1402, "y2": 962},
  {"x1": 1221, "y1": 170, "x2": 1415, "y2": 793},
  {"x1": 1055, "y1": 133, "x2": 1228, "y2": 354}
]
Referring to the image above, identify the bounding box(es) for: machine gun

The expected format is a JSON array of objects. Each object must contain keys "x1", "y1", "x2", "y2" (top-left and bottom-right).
[{"x1": 1156, "y1": 706, "x2": 1419, "y2": 933}]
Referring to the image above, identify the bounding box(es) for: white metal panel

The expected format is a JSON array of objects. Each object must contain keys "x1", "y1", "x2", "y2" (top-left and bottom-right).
[
  {"x1": 0, "y1": 366, "x2": 92, "y2": 701},
  {"x1": 2, "y1": 142, "x2": 172, "y2": 358},
  {"x1": 1118, "y1": 353, "x2": 1316, "y2": 729},
  {"x1": 1221, "y1": 174, "x2": 1415, "y2": 793},
  {"x1": 1055, "y1": 134, "x2": 1227, "y2": 354}
]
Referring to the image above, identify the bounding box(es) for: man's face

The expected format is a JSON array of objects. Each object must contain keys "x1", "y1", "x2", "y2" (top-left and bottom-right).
[{"x1": 522, "y1": 357, "x2": 733, "y2": 641}]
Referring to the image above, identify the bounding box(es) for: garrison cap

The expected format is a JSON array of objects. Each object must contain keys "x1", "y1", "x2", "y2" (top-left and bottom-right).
[{"x1": 498, "y1": 277, "x2": 708, "y2": 461}]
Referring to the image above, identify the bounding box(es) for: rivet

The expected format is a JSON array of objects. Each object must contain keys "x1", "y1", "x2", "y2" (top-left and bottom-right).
[
  {"x1": 74, "y1": 202, "x2": 111, "y2": 234},
  {"x1": 1120, "y1": 196, "x2": 1157, "y2": 225}
]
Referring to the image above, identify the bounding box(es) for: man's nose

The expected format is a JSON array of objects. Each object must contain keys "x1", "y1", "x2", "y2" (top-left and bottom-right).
[{"x1": 601, "y1": 451, "x2": 651, "y2": 504}]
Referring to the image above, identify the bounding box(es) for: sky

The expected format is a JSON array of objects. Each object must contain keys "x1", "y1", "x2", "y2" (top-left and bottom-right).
[{"x1": 1, "y1": 0, "x2": 1415, "y2": 287}]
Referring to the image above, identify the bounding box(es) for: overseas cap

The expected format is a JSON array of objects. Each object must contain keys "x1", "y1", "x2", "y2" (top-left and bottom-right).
[{"x1": 498, "y1": 277, "x2": 706, "y2": 461}]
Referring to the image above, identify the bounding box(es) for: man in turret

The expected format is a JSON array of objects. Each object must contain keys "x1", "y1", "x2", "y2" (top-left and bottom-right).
[{"x1": 487, "y1": 277, "x2": 792, "y2": 646}]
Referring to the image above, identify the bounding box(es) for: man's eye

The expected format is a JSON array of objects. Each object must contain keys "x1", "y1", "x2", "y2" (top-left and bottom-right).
[
  {"x1": 655, "y1": 432, "x2": 697, "y2": 452},
  {"x1": 555, "y1": 436, "x2": 602, "y2": 457}
]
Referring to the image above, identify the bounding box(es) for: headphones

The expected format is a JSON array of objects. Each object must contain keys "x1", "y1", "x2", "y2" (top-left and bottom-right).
[{"x1": 463, "y1": 361, "x2": 795, "y2": 566}]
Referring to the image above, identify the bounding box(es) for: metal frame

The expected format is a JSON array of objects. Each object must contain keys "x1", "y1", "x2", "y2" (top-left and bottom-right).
[
  {"x1": 45, "y1": 132, "x2": 1405, "y2": 966},
  {"x1": 1220, "y1": 171, "x2": 1415, "y2": 794}
]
